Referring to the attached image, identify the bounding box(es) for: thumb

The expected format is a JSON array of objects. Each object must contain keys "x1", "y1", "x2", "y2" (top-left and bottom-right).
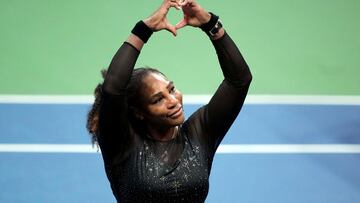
[{"x1": 175, "y1": 18, "x2": 187, "y2": 30}]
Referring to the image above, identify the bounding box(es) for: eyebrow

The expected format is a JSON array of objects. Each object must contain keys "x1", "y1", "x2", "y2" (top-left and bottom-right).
[{"x1": 149, "y1": 81, "x2": 174, "y2": 101}]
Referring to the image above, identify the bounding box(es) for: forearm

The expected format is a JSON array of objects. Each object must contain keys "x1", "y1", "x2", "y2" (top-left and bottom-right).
[
  {"x1": 127, "y1": 33, "x2": 145, "y2": 51},
  {"x1": 211, "y1": 31, "x2": 252, "y2": 88},
  {"x1": 102, "y1": 41, "x2": 140, "y2": 95},
  {"x1": 209, "y1": 27, "x2": 225, "y2": 41},
  {"x1": 102, "y1": 21, "x2": 151, "y2": 95}
]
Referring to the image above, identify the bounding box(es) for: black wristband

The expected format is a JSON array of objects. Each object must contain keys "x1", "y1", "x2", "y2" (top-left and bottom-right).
[
  {"x1": 199, "y1": 12, "x2": 219, "y2": 33},
  {"x1": 131, "y1": 21, "x2": 153, "y2": 43}
]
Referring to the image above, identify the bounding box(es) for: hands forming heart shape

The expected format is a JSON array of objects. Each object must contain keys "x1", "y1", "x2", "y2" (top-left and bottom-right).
[{"x1": 143, "y1": 0, "x2": 211, "y2": 36}]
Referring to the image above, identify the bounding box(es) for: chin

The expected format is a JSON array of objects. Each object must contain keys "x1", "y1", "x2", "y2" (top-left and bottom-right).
[
  {"x1": 168, "y1": 115, "x2": 185, "y2": 126},
  {"x1": 176, "y1": 115, "x2": 185, "y2": 125}
]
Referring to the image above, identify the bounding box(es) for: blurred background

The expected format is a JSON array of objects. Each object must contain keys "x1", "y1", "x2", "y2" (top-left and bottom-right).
[{"x1": 1, "y1": 0, "x2": 360, "y2": 202}]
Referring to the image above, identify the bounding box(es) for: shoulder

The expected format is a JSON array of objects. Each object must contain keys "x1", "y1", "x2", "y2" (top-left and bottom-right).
[{"x1": 182, "y1": 105, "x2": 209, "y2": 138}]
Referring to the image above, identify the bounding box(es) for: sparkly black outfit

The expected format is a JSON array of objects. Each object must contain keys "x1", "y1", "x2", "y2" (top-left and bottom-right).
[{"x1": 98, "y1": 31, "x2": 252, "y2": 203}]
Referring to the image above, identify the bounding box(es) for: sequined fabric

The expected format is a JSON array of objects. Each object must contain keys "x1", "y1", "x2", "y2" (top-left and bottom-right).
[{"x1": 107, "y1": 118, "x2": 211, "y2": 202}]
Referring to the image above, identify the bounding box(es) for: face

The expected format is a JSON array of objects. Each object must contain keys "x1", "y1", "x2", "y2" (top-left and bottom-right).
[{"x1": 137, "y1": 73, "x2": 185, "y2": 128}]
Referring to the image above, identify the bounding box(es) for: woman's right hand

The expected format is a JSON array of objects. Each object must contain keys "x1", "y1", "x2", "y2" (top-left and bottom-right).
[{"x1": 143, "y1": 0, "x2": 181, "y2": 36}]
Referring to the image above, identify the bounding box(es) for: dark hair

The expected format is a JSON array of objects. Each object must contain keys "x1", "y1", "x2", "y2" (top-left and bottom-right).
[{"x1": 86, "y1": 67, "x2": 165, "y2": 145}]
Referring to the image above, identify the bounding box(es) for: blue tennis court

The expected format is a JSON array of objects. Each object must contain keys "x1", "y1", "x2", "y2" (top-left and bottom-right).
[{"x1": 1, "y1": 100, "x2": 360, "y2": 202}]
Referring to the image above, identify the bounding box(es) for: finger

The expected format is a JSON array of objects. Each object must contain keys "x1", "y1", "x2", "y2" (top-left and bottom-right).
[
  {"x1": 175, "y1": 18, "x2": 187, "y2": 30},
  {"x1": 166, "y1": 22, "x2": 177, "y2": 36},
  {"x1": 179, "y1": 0, "x2": 186, "y2": 6},
  {"x1": 179, "y1": 0, "x2": 191, "y2": 6},
  {"x1": 169, "y1": 0, "x2": 181, "y2": 9},
  {"x1": 169, "y1": 2, "x2": 181, "y2": 10}
]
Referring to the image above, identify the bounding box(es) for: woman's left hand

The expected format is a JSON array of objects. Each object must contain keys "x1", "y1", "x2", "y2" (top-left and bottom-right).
[
  {"x1": 175, "y1": 0, "x2": 211, "y2": 30},
  {"x1": 143, "y1": 0, "x2": 181, "y2": 36}
]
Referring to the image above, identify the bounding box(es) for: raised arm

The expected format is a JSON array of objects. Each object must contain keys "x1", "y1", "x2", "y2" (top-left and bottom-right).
[
  {"x1": 102, "y1": 0, "x2": 181, "y2": 94},
  {"x1": 205, "y1": 30, "x2": 252, "y2": 149},
  {"x1": 98, "y1": 0, "x2": 181, "y2": 163},
  {"x1": 98, "y1": 35, "x2": 144, "y2": 164},
  {"x1": 176, "y1": 0, "x2": 252, "y2": 151}
]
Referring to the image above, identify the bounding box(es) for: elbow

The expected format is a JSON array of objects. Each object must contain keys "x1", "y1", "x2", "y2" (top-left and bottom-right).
[
  {"x1": 102, "y1": 81, "x2": 115, "y2": 95},
  {"x1": 245, "y1": 71, "x2": 253, "y2": 86},
  {"x1": 226, "y1": 69, "x2": 252, "y2": 89},
  {"x1": 102, "y1": 80, "x2": 126, "y2": 96},
  {"x1": 240, "y1": 63, "x2": 253, "y2": 86}
]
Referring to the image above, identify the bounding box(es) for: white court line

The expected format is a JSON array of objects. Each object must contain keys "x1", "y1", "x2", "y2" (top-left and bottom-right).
[
  {"x1": 1, "y1": 144, "x2": 360, "y2": 154},
  {"x1": 217, "y1": 144, "x2": 360, "y2": 154},
  {"x1": 0, "y1": 144, "x2": 98, "y2": 153},
  {"x1": 0, "y1": 94, "x2": 360, "y2": 105}
]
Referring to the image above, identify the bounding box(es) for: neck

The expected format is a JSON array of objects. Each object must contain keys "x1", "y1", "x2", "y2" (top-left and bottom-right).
[{"x1": 146, "y1": 125, "x2": 178, "y2": 142}]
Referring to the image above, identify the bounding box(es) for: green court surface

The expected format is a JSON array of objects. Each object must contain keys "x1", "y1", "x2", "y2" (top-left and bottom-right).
[{"x1": 1, "y1": 0, "x2": 359, "y2": 95}]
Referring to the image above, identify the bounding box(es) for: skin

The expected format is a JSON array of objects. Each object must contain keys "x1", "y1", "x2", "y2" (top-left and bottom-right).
[
  {"x1": 126, "y1": 0, "x2": 225, "y2": 141},
  {"x1": 137, "y1": 73, "x2": 185, "y2": 141}
]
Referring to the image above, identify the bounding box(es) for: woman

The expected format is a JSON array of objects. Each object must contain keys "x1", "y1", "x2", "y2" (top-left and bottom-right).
[{"x1": 87, "y1": 0, "x2": 252, "y2": 202}]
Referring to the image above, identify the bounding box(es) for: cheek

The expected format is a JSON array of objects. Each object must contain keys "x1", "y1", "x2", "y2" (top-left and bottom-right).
[
  {"x1": 144, "y1": 106, "x2": 163, "y2": 117},
  {"x1": 175, "y1": 90, "x2": 183, "y2": 104}
]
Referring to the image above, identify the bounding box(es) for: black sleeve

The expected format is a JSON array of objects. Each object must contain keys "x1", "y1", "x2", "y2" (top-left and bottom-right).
[
  {"x1": 203, "y1": 32, "x2": 252, "y2": 151},
  {"x1": 98, "y1": 42, "x2": 140, "y2": 165}
]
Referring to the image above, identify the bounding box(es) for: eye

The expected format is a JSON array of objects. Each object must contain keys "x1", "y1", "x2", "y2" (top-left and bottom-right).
[
  {"x1": 169, "y1": 86, "x2": 176, "y2": 94},
  {"x1": 151, "y1": 96, "x2": 163, "y2": 104}
]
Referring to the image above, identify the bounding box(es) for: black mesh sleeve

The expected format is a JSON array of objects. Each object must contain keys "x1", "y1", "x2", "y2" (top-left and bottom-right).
[
  {"x1": 102, "y1": 42, "x2": 140, "y2": 95},
  {"x1": 98, "y1": 42, "x2": 140, "y2": 164},
  {"x1": 204, "y1": 32, "x2": 252, "y2": 151}
]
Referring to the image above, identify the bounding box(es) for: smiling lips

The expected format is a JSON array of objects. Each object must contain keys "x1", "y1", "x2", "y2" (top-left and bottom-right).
[{"x1": 168, "y1": 106, "x2": 183, "y2": 119}]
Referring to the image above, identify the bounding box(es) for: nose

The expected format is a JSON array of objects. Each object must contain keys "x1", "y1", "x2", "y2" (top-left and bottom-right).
[{"x1": 166, "y1": 94, "x2": 178, "y2": 109}]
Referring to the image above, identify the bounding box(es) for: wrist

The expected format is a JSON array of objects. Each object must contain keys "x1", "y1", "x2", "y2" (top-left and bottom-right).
[
  {"x1": 199, "y1": 12, "x2": 211, "y2": 25},
  {"x1": 131, "y1": 21, "x2": 153, "y2": 43},
  {"x1": 126, "y1": 34, "x2": 145, "y2": 51},
  {"x1": 209, "y1": 28, "x2": 225, "y2": 40},
  {"x1": 199, "y1": 12, "x2": 223, "y2": 37}
]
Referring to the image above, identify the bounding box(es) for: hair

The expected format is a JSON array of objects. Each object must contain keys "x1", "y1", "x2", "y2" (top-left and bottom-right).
[{"x1": 86, "y1": 67, "x2": 165, "y2": 145}]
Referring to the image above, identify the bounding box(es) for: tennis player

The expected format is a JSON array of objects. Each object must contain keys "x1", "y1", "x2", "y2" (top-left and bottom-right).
[{"x1": 87, "y1": 0, "x2": 252, "y2": 202}]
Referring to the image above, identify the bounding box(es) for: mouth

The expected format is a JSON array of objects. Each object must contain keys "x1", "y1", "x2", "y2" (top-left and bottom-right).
[{"x1": 167, "y1": 106, "x2": 183, "y2": 119}]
